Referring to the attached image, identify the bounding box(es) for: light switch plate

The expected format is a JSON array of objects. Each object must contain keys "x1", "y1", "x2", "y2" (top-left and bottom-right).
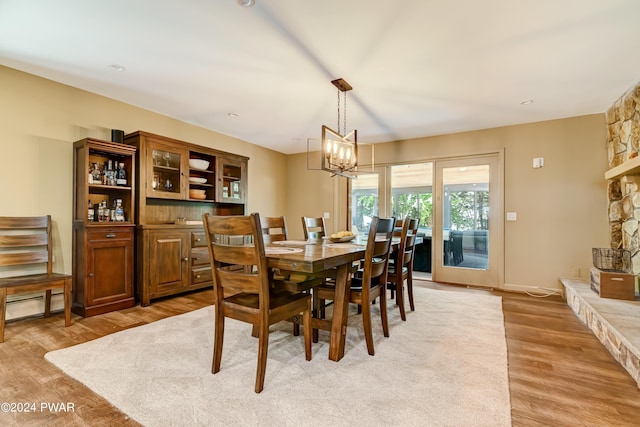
[
  {"x1": 506, "y1": 212, "x2": 517, "y2": 221},
  {"x1": 323, "y1": 211, "x2": 330, "y2": 219}
]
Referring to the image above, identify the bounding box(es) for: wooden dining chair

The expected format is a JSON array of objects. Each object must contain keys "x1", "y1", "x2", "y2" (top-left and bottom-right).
[
  {"x1": 203, "y1": 212, "x2": 313, "y2": 393},
  {"x1": 260, "y1": 215, "x2": 321, "y2": 336},
  {"x1": 387, "y1": 217, "x2": 419, "y2": 320},
  {"x1": 301, "y1": 216, "x2": 327, "y2": 240},
  {"x1": 313, "y1": 216, "x2": 395, "y2": 356},
  {"x1": 405, "y1": 218, "x2": 419, "y2": 312},
  {"x1": 387, "y1": 217, "x2": 409, "y2": 320},
  {"x1": 0, "y1": 215, "x2": 72, "y2": 343},
  {"x1": 260, "y1": 216, "x2": 288, "y2": 244}
]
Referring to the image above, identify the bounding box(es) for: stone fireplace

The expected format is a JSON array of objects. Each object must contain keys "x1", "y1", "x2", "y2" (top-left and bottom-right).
[
  {"x1": 606, "y1": 81, "x2": 640, "y2": 272},
  {"x1": 561, "y1": 81, "x2": 640, "y2": 390}
]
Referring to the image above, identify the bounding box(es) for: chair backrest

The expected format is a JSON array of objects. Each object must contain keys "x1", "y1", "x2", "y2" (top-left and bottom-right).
[
  {"x1": 394, "y1": 217, "x2": 410, "y2": 267},
  {"x1": 0, "y1": 215, "x2": 53, "y2": 275},
  {"x1": 404, "y1": 218, "x2": 420, "y2": 265},
  {"x1": 203, "y1": 213, "x2": 270, "y2": 307},
  {"x1": 361, "y1": 216, "x2": 395, "y2": 286},
  {"x1": 260, "y1": 216, "x2": 288, "y2": 244},
  {"x1": 301, "y1": 216, "x2": 327, "y2": 240}
]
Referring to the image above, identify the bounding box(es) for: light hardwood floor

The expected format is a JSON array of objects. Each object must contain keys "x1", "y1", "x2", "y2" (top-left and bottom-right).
[{"x1": 1, "y1": 281, "x2": 639, "y2": 426}]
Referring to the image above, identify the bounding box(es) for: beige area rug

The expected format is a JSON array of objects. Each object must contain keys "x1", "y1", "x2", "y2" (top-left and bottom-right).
[{"x1": 45, "y1": 286, "x2": 511, "y2": 427}]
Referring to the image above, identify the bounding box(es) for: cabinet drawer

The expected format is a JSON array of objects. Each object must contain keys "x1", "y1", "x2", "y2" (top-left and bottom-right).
[
  {"x1": 191, "y1": 247, "x2": 210, "y2": 266},
  {"x1": 191, "y1": 231, "x2": 207, "y2": 247},
  {"x1": 88, "y1": 229, "x2": 133, "y2": 242},
  {"x1": 191, "y1": 266, "x2": 212, "y2": 285}
]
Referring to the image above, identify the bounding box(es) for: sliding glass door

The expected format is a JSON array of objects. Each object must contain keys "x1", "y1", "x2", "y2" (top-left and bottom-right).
[
  {"x1": 433, "y1": 155, "x2": 501, "y2": 287},
  {"x1": 348, "y1": 154, "x2": 502, "y2": 289}
]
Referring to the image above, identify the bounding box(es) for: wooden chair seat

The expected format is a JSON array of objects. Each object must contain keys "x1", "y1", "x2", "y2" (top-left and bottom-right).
[{"x1": 0, "y1": 215, "x2": 72, "y2": 343}]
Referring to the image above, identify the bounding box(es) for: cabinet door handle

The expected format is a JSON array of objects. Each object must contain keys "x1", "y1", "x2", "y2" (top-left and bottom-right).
[
  {"x1": 88, "y1": 273, "x2": 94, "y2": 277},
  {"x1": 183, "y1": 257, "x2": 189, "y2": 261},
  {"x1": 106, "y1": 233, "x2": 116, "y2": 238},
  {"x1": 195, "y1": 275, "x2": 201, "y2": 279},
  {"x1": 196, "y1": 238, "x2": 201, "y2": 242}
]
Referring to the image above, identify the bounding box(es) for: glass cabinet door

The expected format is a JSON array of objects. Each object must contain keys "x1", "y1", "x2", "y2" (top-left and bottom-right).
[
  {"x1": 147, "y1": 142, "x2": 186, "y2": 200},
  {"x1": 217, "y1": 157, "x2": 245, "y2": 204}
]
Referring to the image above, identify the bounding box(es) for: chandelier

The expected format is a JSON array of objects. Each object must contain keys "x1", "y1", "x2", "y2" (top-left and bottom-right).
[{"x1": 321, "y1": 78, "x2": 357, "y2": 179}]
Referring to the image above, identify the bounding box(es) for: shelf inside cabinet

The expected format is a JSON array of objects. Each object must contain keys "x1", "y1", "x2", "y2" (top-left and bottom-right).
[{"x1": 89, "y1": 184, "x2": 132, "y2": 191}]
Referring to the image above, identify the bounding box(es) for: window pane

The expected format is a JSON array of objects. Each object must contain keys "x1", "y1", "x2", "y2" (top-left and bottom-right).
[
  {"x1": 442, "y1": 164, "x2": 489, "y2": 269},
  {"x1": 390, "y1": 163, "x2": 433, "y2": 228},
  {"x1": 351, "y1": 173, "x2": 378, "y2": 234}
]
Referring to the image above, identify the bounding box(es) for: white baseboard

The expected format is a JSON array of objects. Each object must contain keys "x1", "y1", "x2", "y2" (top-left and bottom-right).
[{"x1": 5, "y1": 291, "x2": 65, "y2": 321}]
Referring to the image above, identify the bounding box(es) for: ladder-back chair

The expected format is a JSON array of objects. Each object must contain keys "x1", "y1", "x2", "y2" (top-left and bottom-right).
[{"x1": 0, "y1": 215, "x2": 72, "y2": 343}]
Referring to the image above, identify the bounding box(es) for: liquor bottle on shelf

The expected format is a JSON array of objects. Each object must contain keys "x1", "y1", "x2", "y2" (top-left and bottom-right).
[
  {"x1": 88, "y1": 200, "x2": 94, "y2": 222},
  {"x1": 91, "y1": 162, "x2": 101, "y2": 184},
  {"x1": 102, "y1": 162, "x2": 108, "y2": 185},
  {"x1": 116, "y1": 162, "x2": 127, "y2": 186},
  {"x1": 114, "y1": 199, "x2": 125, "y2": 222},
  {"x1": 108, "y1": 160, "x2": 116, "y2": 186}
]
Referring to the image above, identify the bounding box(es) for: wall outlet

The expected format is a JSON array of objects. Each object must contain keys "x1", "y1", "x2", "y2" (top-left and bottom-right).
[{"x1": 323, "y1": 211, "x2": 330, "y2": 219}]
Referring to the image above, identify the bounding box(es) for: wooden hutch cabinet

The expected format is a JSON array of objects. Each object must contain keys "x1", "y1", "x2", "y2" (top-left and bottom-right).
[
  {"x1": 72, "y1": 138, "x2": 136, "y2": 316},
  {"x1": 125, "y1": 131, "x2": 247, "y2": 306}
]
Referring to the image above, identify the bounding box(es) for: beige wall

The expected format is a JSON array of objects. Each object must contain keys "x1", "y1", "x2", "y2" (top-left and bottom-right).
[
  {"x1": 285, "y1": 114, "x2": 610, "y2": 291},
  {"x1": 1, "y1": 65, "x2": 611, "y2": 295},
  {"x1": 0, "y1": 66, "x2": 288, "y2": 277}
]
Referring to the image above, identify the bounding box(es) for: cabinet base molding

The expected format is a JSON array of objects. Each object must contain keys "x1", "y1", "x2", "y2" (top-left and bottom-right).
[{"x1": 72, "y1": 297, "x2": 136, "y2": 317}]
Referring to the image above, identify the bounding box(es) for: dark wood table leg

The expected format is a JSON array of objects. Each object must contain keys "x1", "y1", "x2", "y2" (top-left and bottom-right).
[{"x1": 328, "y1": 263, "x2": 349, "y2": 361}]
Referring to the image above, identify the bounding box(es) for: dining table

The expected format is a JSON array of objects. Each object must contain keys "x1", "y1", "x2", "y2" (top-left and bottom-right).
[{"x1": 264, "y1": 237, "x2": 367, "y2": 362}]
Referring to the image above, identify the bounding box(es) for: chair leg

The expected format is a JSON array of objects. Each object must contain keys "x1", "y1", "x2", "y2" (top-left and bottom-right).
[
  {"x1": 212, "y1": 314, "x2": 225, "y2": 374},
  {"x1": 44, "y1": 290, "x2": 52, "y2": 317},
  {"x1": 293, "y1": 321, "x2": 300, "y2": 336},
  {"x1": 0, "y1": 288, "x2": 6, "y2": 343},
  {"x1": 379, "y1": 286, "x2": 390, "y2": 338},
  {"x1": 397, "y1": 280, "x2": 407, "y2": 321},
  {"x1": 361, "y1": 300, "x2": 375, "y2": 356},
  {"x1": 407, "y1": 273, "x2": 415, "y2": 312},
  {"x1": 312, "y1": 296, "x2": 321, "y2": 343},
  {"x1": 255, "y1": 321, "x2": 269, "y2": 393},
  {"x1": 303, "y1": 302, "x2": 312, "y2": 361},
  {"x1": 64, "y1": 278, "x2": 72, "y2": 326}
]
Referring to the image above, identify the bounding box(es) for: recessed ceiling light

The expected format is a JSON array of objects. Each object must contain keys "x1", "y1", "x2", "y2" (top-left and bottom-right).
[
  {"x1": 520, "y1": 99, "x2": 534, "y2": 105},
  {"x1": 236, "y1": 0, "x2": 255, "y2": 7},
  {"x1": 109, "y1": 64, "x2": 126, "y2": 72},
  {"x1": 227, "y1": 113, "x2": 239, "y2": 118}
]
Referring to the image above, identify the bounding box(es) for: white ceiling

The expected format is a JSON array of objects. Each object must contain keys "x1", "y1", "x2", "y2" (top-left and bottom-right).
[{"x1": 1, "y1": 0, "x2": 639, "y2": 154}]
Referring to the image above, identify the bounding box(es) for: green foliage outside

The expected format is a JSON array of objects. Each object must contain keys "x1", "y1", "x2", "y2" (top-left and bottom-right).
[
  {"x1": 354, "y1": 190, "x2": 488, "y2": 232},
  {"x1": 392, "y1": 192, "x2": 432, "y2": 228}
]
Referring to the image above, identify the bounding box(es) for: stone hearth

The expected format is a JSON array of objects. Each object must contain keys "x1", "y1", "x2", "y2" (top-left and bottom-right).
[{"x1": 561, "y1": 278, "x2": 640, "y2": 388}]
